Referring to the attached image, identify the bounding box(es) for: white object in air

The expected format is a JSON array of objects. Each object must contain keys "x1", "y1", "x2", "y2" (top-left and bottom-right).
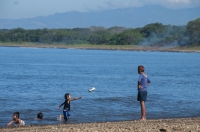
[{"x1": 88, "y1": 87, "x2": 95, "y2": 92}]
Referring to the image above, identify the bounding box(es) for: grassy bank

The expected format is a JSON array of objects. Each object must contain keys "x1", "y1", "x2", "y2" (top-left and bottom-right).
[{"x1": 0, "y1": 42, "x2": 200, "y2": 52}]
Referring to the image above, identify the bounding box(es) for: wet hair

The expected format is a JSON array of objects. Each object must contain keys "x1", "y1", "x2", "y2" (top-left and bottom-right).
[
  {"x1": 37, "y1": 112, "x2": 43, "y2": 119},
  {"x1": 64, "y1": 93, "x2": 70, "y2": 100},
  {"x1": 13, "y1": 112, "x2": 20, "y2": 118},
  {"x1": 138, "y1": 65, "x2": 145, "y2": 73}
]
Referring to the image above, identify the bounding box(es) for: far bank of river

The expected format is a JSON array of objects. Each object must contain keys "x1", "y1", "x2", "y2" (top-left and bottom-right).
[{"x1": 0, "y1": 43, "x2": 200, "y2": 53}]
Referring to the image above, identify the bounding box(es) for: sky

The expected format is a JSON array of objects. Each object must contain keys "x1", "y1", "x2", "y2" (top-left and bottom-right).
[{"x1": 0, "y1": 0, "x2": 200, "y2": 19}]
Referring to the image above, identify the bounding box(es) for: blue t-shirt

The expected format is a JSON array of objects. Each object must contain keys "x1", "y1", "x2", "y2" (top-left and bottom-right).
[{"x1": 138, "y1": 74, "x2": 151, "y2": 91}]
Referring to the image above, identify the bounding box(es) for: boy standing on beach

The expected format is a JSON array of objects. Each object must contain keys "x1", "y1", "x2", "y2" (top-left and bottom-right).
[{"x1": 137, "y1": 65, "x2": 151, "y2": 120}]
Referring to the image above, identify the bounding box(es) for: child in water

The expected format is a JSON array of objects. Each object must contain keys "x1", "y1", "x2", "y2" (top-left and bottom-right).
[
  {"x1": 7, "y1": 112, "x2": 25, "y2": 126},
  {"x1": 57, "y1": 93, "x2": 82, "y2": 121},
  {"x1": 35, "y1": 112, "x2": 43, "y2": 120}
]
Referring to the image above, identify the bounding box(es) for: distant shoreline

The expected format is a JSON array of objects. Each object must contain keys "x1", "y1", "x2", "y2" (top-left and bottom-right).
[{"x1": 0, "y1": 43, "x2": 200, "y2": 53}]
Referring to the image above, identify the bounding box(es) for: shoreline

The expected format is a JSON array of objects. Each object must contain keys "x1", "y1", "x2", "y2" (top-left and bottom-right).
[
  {"x1": 1, "y1": 117, "x2": 200, "y2": 132},
  {"x1": 0, "y1": 44, "x2": 200, "y2": 53}
]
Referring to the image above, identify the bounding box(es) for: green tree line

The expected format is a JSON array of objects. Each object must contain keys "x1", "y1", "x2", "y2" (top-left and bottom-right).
[{"x1": 0, "y1": 18, "x2": 199, "y2": 46}]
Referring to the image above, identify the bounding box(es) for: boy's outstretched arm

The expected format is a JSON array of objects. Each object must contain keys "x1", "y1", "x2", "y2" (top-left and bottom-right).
[{"x1": 70, "y1": 96, "x2": 82, "y2": 101}]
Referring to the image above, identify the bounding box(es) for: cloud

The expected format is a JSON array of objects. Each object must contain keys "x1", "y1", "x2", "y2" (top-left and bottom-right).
[
  {"x1": 105, "y1": 0, "x2": 200, "y2": 9},
  {"x1": 168, "y1": 0, "x2": 190, "y2": 4},
  {"x1": 164, "y1": 0, "x2": 200, "y2": 8},
  {"x1": 106, "y1": 0, "x2": 143, "y2": 9}
]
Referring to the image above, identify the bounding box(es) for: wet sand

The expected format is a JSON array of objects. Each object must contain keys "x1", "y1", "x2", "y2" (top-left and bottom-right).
[{"x1": 1, "y1": 117, "x2": 200, "y2": 132}]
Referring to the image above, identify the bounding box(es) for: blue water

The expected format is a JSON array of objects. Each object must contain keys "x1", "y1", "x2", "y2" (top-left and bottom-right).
[{"x1": 0, "y1": 47, "x2": 200, "y2": 127}]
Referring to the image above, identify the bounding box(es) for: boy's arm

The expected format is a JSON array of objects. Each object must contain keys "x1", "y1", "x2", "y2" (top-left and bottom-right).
[
  {"x1": 70, "y1": 96, "x2": 82, "y2": 101},
  {"x1": 57, "y1": 102, "x2": 65, "y2": 110},
  {"x1": 138, "y1": 75, "x2": 143, "y2": 89},
  {"x1": 7, "y1": 120, "x2": 13, "y2": 126},
  {"x1": 138, "y1": 82, "x2": 142, "y2": 89},
  {"x1": 147, "y1": 78, "x2": 151, "y2": 85}
]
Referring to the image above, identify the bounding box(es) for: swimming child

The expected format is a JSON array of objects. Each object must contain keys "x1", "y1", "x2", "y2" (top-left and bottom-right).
[
  {"x1": 137, "y1": 65, "x2": 151, "y2": 121},
  {"x1": 57, "y1": 93, "x2": 82, "y2": 121},
  {"x1": 35, "y1": 112, "x2": 43, "y2": 120},
  {"x1": 7, "y1": 112, "x2": 25, "y2": 126}
]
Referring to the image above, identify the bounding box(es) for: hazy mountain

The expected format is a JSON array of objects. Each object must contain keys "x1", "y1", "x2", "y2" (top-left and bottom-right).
[{"x1": 0, "y1": 5, "x2": 199, "y2": 29}]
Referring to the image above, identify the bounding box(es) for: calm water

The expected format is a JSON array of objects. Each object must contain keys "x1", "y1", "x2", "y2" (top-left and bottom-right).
[{"x1": 0, "y1": 47, "x2": 200, "y2": 127}]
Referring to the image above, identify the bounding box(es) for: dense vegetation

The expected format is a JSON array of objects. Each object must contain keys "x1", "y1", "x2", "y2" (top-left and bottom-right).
[{"x1": 0, "y1": 18, "x2": 199, "y2": 46}]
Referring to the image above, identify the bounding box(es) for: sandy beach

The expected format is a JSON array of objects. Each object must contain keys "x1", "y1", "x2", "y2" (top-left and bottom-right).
[{"x1": 1, "y1": 117, "x2": 200, "y2": 132}]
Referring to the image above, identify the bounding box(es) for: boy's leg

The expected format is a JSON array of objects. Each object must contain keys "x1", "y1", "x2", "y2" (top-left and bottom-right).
[
  {"x1": 59, "y1": 115, "x2": 63, "y2": 120},
  {"x1": 67, "y1": 111, "x2": 70, "y2": 118},
  {"x1": 140, "y1": 101, "x2": 146, "y2": 120},
  {"x1": 63, "y1": 110, "x2": 68, "y2": 121}
]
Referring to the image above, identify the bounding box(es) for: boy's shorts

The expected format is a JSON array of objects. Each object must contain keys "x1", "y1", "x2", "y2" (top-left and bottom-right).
[
  {"x1": 63, "y1": 110, "x2": 70, "y2": 121},
  {"x1": 137, "y1": 91, "x2": 147, "y2": 101}
]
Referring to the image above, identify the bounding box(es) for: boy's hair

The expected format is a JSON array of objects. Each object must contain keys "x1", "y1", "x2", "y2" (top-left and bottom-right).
[
  {"x1": 37, "y1": 112, "x2": 43, "y2": 119},
  {"x1": 138, "y1": 65, "x2": 145, "y2": 72},
  {"x1": 64, "y1": 93, "x2": 70, "y2": 99},
  {"x1": 13, "y1": 112, "x2": 20, "y2": 118}
]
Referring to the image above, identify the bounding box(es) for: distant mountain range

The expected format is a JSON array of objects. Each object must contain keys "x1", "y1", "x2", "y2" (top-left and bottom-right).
[{"x1": 0, "y1": 5, "x2": 200, "y2": 29}]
